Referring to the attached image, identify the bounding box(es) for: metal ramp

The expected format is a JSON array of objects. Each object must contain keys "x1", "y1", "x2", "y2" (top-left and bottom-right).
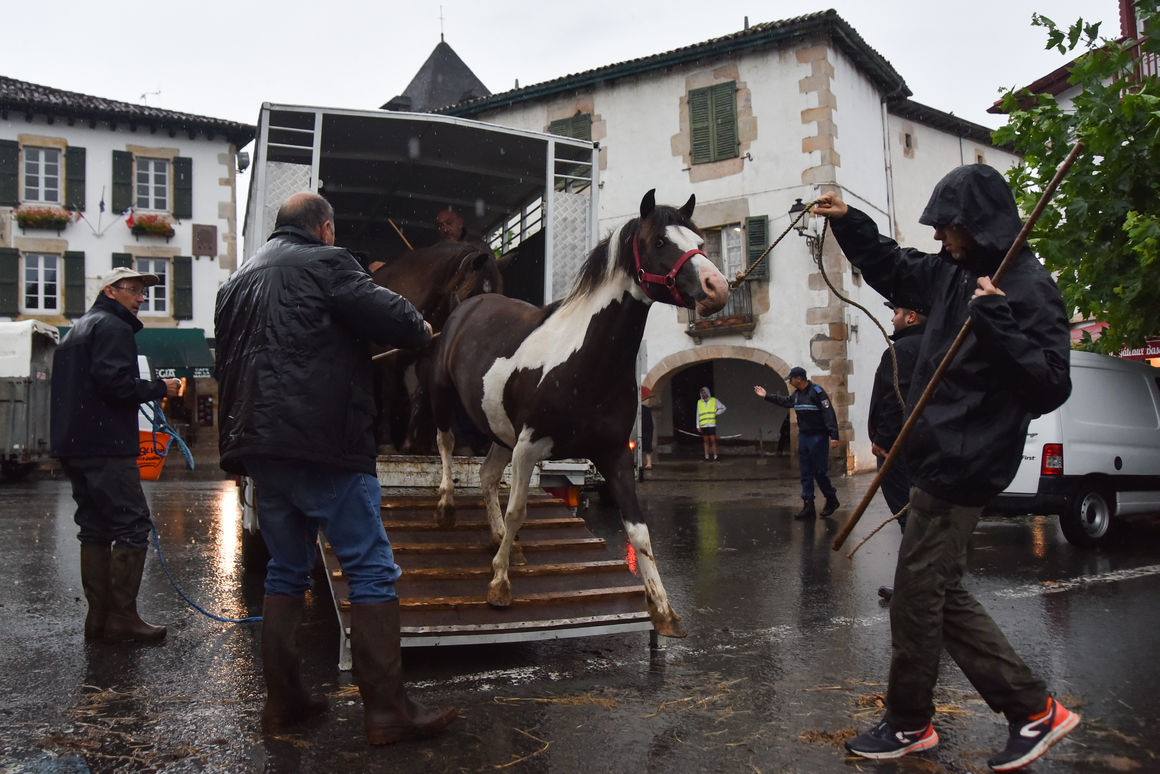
[{"x1": 319, "y1": 493, "x2": 654, "y2": 669}]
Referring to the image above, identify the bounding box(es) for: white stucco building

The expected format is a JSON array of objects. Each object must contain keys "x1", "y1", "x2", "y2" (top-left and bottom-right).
[
  {"x1": 435, "y1": 11, "x2": 1021, "y2": 472},
  {"x1": 1, "y1": 75, "x2": 253, "y2": 437}
]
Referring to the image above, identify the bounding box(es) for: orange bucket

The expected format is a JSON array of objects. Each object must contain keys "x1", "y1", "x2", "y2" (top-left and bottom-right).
[{"x1": 138, "y1": 430, "x2": 172, "y2": 481}]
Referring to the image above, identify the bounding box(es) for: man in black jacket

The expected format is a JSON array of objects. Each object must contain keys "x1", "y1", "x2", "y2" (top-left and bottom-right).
[
  {"x1": 754, "y1": 367, "x2": 840, "y2": 519},
  {"x1": 51, "y1": 267, "x2": 182, "y2": 644},
  {"x1": 215, "y1": 193, "x2": 455, "y2": 745},
  {"x1": 869, "y1": 296, "x2": 927, "y2": 603},
  {"x1": 815, "y1": 165, "x2": 1079, "y2": 771}
]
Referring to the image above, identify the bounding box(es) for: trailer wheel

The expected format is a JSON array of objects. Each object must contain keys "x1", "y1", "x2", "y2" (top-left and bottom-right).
[
  {"x1": 1, "y1": 461, "x2": 35, "y2": 481},
  {"x1": 1059, "y1": 485, "x2": 1114, "y2": 547}
]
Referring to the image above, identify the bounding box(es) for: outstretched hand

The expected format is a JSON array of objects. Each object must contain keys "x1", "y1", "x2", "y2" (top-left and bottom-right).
[
  {"x1": 811, "y1": 192, "x2": 848, "y2": 219},
  {"x1": 753, "y1": 385, "x2": 767, "y2": 399}
]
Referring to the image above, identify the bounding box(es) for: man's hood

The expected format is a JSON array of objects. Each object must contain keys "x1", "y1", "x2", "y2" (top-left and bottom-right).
[{"x1": 919, "y1": 165, "x2": 1024, "y2": 273}]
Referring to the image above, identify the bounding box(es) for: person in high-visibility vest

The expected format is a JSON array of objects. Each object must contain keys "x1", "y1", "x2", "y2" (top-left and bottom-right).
[{"x1": 695, "y1": 387, "x2": 726, "y2": 461}]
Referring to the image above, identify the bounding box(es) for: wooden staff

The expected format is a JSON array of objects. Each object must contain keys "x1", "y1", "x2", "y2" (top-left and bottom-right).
[
  {"x1": 832, "y1": 141, "x2": 1084, "y2": 551},
  {"x1": 389, "y1": 218, "x2": 413, "y2": 250}
]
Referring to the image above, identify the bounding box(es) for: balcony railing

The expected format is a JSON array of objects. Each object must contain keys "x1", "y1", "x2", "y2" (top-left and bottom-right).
[{"x1": 686, "y1": 280, "x2": 755, "y2": 341}]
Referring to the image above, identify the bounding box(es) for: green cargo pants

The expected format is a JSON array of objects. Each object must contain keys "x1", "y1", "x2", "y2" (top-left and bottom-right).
[{"x1": 884, "y1": 487, "x2": 1047, "y2": 729}]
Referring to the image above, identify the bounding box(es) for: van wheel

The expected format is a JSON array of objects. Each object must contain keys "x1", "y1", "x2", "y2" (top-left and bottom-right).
[{"x1": 1060, "y1": 486, "x2": 1113, "y2": 547}]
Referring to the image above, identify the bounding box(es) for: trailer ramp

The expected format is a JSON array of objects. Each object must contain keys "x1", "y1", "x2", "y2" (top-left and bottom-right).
[{"x1": 320, "y1": 493, "x2": 654, "y2": 669}]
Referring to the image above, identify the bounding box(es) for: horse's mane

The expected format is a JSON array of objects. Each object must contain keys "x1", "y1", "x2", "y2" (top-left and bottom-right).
[{"x1": 561, "y1": 203, "x2": 698, "y2": 307}]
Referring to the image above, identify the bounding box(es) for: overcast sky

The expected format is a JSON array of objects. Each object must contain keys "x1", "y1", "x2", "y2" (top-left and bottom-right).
[{"x1": 4, "y1": 1, "x2": 1123, "y2": 140}]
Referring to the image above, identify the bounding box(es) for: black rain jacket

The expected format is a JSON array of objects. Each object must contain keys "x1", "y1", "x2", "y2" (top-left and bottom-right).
[
  {"x1": 868, "y1": 322, "x2": 926, "y2": 452},
  {"x1": 829, "y1": 165, "x2": 1071, "y2": 505},
  {"x1": 214, "y1": 226, "x2": 430, "y2": 475},
  {"x1": 763, "y1": 382, "x2": 840, "y2": 440},
  {"x1": 51, "y1": 294, "x2": 168, "y2": 458}
]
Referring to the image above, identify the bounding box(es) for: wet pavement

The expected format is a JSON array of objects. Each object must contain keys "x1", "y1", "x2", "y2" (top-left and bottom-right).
[{"x1": 2, "y1": 455, "x2": 1159, "y2": 773}]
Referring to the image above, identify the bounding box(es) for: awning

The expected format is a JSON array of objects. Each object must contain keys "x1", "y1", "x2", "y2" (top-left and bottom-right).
[
  {"x1": 60, "y1": 326, "x2": 216, "y2": 379},
  {"x1": 134, "y1": 328, "x2": 215, "y2": 379}
]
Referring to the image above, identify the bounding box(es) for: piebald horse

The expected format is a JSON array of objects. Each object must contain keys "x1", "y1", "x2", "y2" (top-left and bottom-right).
[{"x1": 429, "y1": 190, "x2": 730, "y2": 637}]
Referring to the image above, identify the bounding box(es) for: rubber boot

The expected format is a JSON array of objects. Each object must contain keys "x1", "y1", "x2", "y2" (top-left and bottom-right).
[
  {"x1": 350, "y1": 600, "x2": 457, "y2": 744},
  {"x1": 103, "y1": 545, "x2": 166, "y2": 643},
  {"x1": 260, "y1": 595, "x2": 328, "y2": 732},
  {"x1": 793, "y1": 499, "x2": 816, "y2": 520},
  {"x1": 80, "y1": 543, "x2": 110, "y2": 641},
  {"x1": 819, "y1": 493, "x2": 841, "y2": 518}
]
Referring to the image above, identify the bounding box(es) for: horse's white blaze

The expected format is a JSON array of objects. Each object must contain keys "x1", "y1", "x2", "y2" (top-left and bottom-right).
[
  {"x1": 665, "y1": 224, "x2": 703, "y2": 252},
  {"x1": 481, "y1": 254, "x2": 634, "y2": 444}
]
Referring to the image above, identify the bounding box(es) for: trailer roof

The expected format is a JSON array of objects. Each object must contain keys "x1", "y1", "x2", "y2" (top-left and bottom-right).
[{"x1": 251, "y1": 104, "x2": 594, "y2": 252}]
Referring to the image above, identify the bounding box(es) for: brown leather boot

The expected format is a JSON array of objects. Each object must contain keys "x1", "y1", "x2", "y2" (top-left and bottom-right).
[
  {"x1": 104, "y1": 545, "x2": 166, "y2": 643},
  {"x1": 80, "y1": 543, "x2": 111, "y2": 640},
  {"x1": 350, "y1": 600, "x2": 457, "y2": 744},
  {"x1": 260, "y1": 594, "x2": 328, "y2": 732}
]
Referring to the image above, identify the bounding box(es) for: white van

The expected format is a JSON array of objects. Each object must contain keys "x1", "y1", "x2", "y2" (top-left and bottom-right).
[{"x1": 988, "y1": 350, "x2": 1160, "y2": 546}]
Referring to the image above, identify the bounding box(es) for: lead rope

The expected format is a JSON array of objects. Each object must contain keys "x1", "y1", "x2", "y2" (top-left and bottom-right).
[{"x1": 139, "y1": 401, "x2": 261, "y2": 623}]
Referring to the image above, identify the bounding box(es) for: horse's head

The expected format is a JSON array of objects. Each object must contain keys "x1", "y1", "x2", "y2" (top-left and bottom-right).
[
  {"x1": 631, "y1": 189, "x2": 730, "y2": 316},
  {"x1": 448, "y1": 246, "x2": 502, "y2": 309}
]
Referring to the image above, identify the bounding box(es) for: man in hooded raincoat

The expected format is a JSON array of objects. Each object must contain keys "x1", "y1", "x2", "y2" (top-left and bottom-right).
[{"x1": 813, "y1": 165, "x2": 1079, "y2": 772}]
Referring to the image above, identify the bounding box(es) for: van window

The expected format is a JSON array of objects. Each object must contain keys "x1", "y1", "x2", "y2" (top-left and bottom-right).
[{"x1": 1070, "y1": 367, "x2": 1160, "y2": 429}]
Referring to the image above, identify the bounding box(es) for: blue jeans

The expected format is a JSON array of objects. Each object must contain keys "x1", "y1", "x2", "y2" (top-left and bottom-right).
[
  {"x1": 245, "y1": 459, "x2": 401, "y2": 604},
  {"x1": 62, "y1": 456, "x2": 153, "y2": 549},
  {"x1": 798, "y1": 433, "x2": 836, "y2": 501}
]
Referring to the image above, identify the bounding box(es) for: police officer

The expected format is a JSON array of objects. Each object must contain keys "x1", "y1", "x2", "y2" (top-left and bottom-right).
[{"x1": 754, "y1": 367, "x2": 840, "y2": 519}]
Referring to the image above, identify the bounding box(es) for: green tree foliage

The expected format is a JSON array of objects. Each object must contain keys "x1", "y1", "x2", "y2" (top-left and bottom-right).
[{"x1": 994, "y1": 2, "x2": 1160, "y2": 352}]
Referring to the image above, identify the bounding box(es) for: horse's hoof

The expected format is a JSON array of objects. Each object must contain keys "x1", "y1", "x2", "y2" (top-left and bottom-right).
[
  {"x1": 435, "y1": 504, "x2": 456, "y2": 528},
  {"x1": 652, "y1": 615, "x2": 687, "y2": 639},
  {"x1": 509, "y1": 544, "x2": 527, "y2": 566},
  {"x1": 486, "y1": 582, "x2": 512, "y2": 608}
]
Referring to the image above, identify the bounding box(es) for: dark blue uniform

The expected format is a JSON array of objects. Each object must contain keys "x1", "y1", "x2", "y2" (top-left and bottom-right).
[{"x1": 763, "y1": 383, "x2": 839, "y2": 502}]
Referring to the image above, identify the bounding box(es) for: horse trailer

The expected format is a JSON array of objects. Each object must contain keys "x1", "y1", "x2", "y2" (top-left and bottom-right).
[
  {"x1": 0, "y1": 320, "x2": 58, "y2": 481},
  {"x1": 241, "y1": 104, "x2": 657, "y2": 657}
]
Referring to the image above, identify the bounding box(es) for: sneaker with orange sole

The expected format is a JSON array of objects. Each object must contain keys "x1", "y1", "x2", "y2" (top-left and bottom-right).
[
  {"x1": 845, "y1": 719, "x2": 938, "y2": 759},
  {"x1": 988, "y1": 696, "x2": 1080, "y2": 771}
]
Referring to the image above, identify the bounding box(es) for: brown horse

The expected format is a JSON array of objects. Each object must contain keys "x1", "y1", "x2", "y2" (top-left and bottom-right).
[
  {"x1": 428, "y1": 190, "x2": 730, "y2": 637},
  {"x1": 370, "y1": 241, "x2": 509, "y2": 453}
]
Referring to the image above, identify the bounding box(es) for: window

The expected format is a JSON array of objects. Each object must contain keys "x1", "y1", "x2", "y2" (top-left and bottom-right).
[
  {"x1": 136, "y1": 157, "x2": 169, "y2": 211},
  {"x1": 137, "y1": 257, "x2": 168, "y2": 315},
  {"x1": 548, "y1": 113, "x2": 592, "y2": 141},
  {"x1": 689, "y1": 82, "x2": 738, "y2": 164},
  {"x1": 702, "y1": 224, "x2": 744, "y2": 280},
  {"x1": 24, "y1": 147, "x2": 61, "y2": 204},
  {"x1": 23, "y1": 253, "x2": 60, "y2": 312}
]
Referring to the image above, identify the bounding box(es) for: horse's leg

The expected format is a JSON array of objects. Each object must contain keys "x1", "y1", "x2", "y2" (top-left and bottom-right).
[
  {"x1": 487, "y1": 432, "x2": 547, "y2": 607},
  {"x1": 435, "y1": 428, "x2": 456, "y2": 527},
  {"x1": 478, "y1": 443, "x2": 524, "y2": 563},
  {"x1": 595, "y1": 451, "x2": 686, "y2": 638}
]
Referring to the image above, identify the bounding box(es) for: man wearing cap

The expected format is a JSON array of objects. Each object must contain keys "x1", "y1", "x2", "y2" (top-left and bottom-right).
[
  {"x1": 51, "y1": 267, "x2": 182, "y2": 644},
  {"x1": 753, "y1": 368, "x2": 840, "y2": 519},
  {"x1": 869, "y1": 296, "x2": 928, "y2": 601}
]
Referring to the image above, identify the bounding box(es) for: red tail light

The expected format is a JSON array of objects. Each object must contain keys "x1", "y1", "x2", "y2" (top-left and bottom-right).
[
  {"x1": 1041, "y1": 443, "x2": 1063, "y2": 475},
  {"x1": 628, "y1": 440, "x2": 637, "y2": 451}
]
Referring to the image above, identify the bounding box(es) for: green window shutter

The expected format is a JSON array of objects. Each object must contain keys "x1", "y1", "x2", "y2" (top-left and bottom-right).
[
  {"x1": 111, "y1": 151, "x2": 133, "y2": 214},
  {"x1": 689, "y1": 87, "x2": 712, "y2": 165},
  {"x1": 172, "y1": 156, "x2": 193, "y2": 219},
  {"x1": 548, "y1": 114, "x2": 592, "y2": 141},
  {"x1": 64, "y1": 251, "x2": 87, "y2": 317},
  {"x1": 111, "y1": 252, "x2": 133, "y2": 270},
  {"x1": 65, "y1": 146, "x2": 86, "y2": 212},
  {"x1": 172, "y1": 255, "x2": 193, "y2": 320},
  {"x1": 745, "y1": 215, "x2": 769, "y2": 280},
  {"x1": 711, "y1": 82, "x2": 738, "y2": 161},
  {"x1": 0, "y1": 140, "x2": 18, "y2": 206},
  {"x1": 0, "y1": 248, "x2": 18, "y2": 316}
]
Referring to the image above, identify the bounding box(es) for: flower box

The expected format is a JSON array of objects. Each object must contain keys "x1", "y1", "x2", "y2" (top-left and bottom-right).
[
  {"x1": 14, "y1": 205, "x2": 72, "y2": 231},
  {"x1": 131, "y1": 214, "x2": 175, "y2": 239}
]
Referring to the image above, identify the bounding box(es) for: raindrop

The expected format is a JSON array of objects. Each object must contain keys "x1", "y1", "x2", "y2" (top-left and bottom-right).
[{"x1": 408, "y1": 137, "x2": 421, "y2": 160}]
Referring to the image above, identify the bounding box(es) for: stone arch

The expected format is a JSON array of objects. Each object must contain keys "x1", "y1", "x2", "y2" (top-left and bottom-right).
[{"x1": 643, "y1": 344, "x2": 791, "y2": 396}]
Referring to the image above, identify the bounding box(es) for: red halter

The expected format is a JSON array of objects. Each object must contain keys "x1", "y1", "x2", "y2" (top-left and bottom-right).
[{"x1": 632, "y1": 232, "x2": 706, "y2": 307}]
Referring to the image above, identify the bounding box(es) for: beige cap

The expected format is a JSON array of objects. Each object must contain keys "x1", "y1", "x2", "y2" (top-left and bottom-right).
[{"x1": 100, "y1": 266, "x2": 161, "y2": 289}]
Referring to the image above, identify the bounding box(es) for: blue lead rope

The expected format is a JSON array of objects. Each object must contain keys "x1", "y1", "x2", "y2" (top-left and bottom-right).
[
  {"x1": 150, "y1": 523, "x2": 262, "y2": 624},
  {"x1": 140, "y1": 400, "x2": 260, "y2": 624},
  {"x1": 139, "y1": 400, "x2": 195, "y2": 470}
]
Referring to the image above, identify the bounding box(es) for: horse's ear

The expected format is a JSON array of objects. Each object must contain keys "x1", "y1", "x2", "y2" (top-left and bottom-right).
[
  {"x1": 640, "y1": 189, "x2": 657, "y2": 219},
  {"x1": 495, "y1": 247, "x2": 517, "y2": 273},
  {"x1": 679, "y1": 194, "x2": 696, "y2": 220}
]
